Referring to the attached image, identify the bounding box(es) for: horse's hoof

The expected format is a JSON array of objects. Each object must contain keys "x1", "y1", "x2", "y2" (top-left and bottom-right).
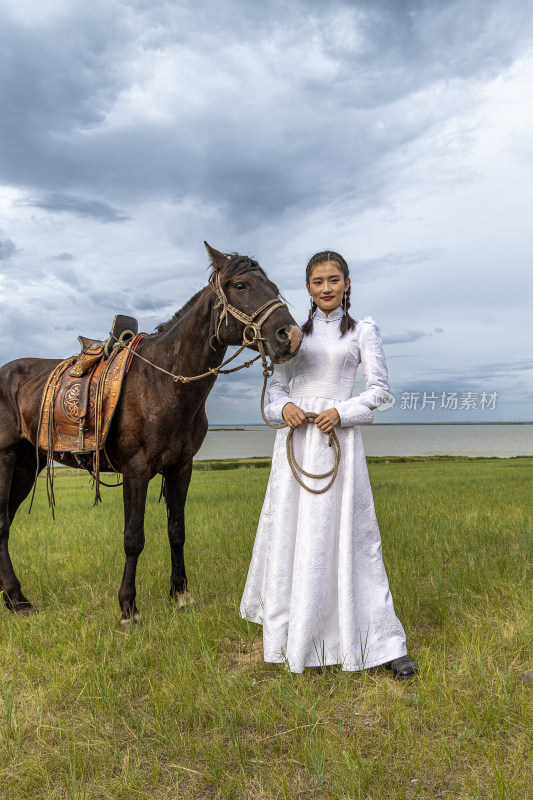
[
  {"x1": 119, "y1": 611, "x2": 140, "y2": 630},
  {"x1": 175, "y1": 591, "x2": 196, "y2": 610},
  {"x1": 12, "y1": 601, "x2": 34, "y2": 616}
]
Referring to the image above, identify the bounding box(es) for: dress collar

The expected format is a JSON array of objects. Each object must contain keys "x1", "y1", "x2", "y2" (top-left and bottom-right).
[{"x1": 314, "y1": 306, "x2": 343, "y2": 322}]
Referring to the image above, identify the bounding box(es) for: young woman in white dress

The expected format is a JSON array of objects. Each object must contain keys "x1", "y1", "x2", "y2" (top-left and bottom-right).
[{"x1": 240, "y1": 250, "x2": 418, "y2": 678}]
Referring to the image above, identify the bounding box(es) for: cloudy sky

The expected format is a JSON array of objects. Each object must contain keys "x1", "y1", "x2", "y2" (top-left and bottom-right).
[{"x1": 1, "y1": 0, "x2": 532, "y2": 423}]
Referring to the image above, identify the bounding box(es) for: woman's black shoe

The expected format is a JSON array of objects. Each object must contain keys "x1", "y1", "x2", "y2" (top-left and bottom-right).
[{"x1": 384, "y1": 656, "x2": 419, "y2": 679}]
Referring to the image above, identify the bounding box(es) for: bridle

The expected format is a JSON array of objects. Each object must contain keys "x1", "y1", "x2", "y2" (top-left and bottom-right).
[{"x1": 210, "y1": 270, "x2": 286, "y2": 357}]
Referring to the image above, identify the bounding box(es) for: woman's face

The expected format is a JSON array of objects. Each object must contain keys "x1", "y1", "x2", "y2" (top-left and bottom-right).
[{"x1": 307, "y1": 261, "x2": 350, "y2": 315}]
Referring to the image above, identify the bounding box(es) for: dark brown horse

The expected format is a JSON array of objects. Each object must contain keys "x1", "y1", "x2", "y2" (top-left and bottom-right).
[{"x1": 0, "y1": 244, "x2": 301, "y2": 625}]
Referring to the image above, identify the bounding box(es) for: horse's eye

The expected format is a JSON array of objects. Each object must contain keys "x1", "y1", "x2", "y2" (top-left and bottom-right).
[{"x1": 233, "y1": 282, "x2": 247, "y2": 291}]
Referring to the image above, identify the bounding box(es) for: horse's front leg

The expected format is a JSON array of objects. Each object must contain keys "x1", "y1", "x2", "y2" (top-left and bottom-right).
[
  {"x1": 118, "y1": 468, "x2": 150, "y2": 628},
  {"x1": 163, "y1": 459, "x2": 195, "y2": 609}
]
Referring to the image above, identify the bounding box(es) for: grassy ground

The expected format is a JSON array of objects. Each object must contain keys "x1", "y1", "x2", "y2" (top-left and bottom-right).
[{"x1": 0, "y1": 458, "x2": 532, "y2": 799}]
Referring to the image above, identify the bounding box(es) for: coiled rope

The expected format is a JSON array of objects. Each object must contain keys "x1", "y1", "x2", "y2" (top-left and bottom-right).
[
  {"x1": 259, "y1": 372, "x2": 340, "y2": 493},
  {"x1": 286, "y1": 413, "x2": 341, "y2": 494}
]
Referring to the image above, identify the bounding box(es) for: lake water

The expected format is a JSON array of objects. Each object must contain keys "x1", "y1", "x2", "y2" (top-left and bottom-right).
[{"x1": 195, "y1": 424, "x2": 533, "y2": 460}]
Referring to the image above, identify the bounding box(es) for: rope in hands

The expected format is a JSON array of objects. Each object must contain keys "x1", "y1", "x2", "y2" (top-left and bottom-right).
[{"x1": 259, "y1": 374, "x2": 341, "y2": 494}]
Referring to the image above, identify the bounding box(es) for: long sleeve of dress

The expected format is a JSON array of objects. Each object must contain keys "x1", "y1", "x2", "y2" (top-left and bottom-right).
[
  {"x1": 334, "y1": 318, "x2": 389, "y2": 426},
  {"x1": 263, "y1": 359, "x2": 295, "y2": 425}
]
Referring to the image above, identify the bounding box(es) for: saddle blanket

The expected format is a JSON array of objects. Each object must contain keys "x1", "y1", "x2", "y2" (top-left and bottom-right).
[{"x1": 39, "y1": 334, "x2": 145, "y2": 453}]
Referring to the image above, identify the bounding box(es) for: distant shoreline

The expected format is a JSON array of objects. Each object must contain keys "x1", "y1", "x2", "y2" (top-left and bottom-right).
[
  {"x1": 208, "y1": 421, "x2": 532, "y2": 429},
  {"x1": 48, "y1": 454, "x2": 533, "y2": 478}
]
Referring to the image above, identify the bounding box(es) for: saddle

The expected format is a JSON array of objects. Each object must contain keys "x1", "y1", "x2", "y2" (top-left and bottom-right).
[{"x1": 39, "y1": 315, "x2": 145, "y2": 460}]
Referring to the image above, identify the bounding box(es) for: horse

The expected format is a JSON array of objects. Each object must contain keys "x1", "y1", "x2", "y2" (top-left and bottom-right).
[{"x1": 0, "y1": 243, "x2": 302, "y2": 626}]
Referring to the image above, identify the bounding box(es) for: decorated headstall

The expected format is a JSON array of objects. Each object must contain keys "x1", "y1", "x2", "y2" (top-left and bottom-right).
[{"x1": 208, "y1": 269, "x2": 288, "y2": 350}]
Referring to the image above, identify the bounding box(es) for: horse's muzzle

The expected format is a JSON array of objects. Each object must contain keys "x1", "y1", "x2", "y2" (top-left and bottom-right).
[
  {"x1": 274, "y1": 324, "x2": 302, "y2": 363},
  {"x1": 287, "y1": 324, "x2": 303, "y2": 354}
]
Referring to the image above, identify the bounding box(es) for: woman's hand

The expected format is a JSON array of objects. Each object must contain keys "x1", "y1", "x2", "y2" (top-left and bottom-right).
[
  {"x1": 312, "y1": 408, "x2": 340, "y2": 433},
  {"x1": 282, "y1": 403, "x2": 308, "y2": 429}
]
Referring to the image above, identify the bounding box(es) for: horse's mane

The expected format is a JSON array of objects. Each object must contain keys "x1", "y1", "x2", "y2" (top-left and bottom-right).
[
  {"x1": 155, "y1": 253, "x2": 273, "y2": 335},
  {"x1": 210, "y1": 253, "x2": 279, "y2": 294},
  {"x1": 212, "y1": 253, "x2": 267, "y2": 285},
  {"x1": 155, "y1": 290, "x2": 204, "y2": 334}
]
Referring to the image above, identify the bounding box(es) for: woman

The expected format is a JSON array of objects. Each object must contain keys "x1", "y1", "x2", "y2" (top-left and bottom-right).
[{"x1": 240, "y1": 250, "x2": 418, "y2": 678}]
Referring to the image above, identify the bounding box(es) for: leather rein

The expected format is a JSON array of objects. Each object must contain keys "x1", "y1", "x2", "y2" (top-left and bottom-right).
[
  {"x1": 113, "y1": 271, "x2": 340, "y2": 493},
  {"x1": 112, "y1": 272, "x2": 283, "y2": 384}
]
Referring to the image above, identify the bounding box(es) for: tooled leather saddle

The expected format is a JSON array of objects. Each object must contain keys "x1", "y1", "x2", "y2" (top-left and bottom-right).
[{"x1": 38, "y1": 315, "x2": 145, "y2": 463}]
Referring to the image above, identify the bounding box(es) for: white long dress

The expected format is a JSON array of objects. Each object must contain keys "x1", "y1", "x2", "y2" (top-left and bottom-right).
[{"x1": 240, "y1": 307, "x2": 407, "y2": 673}]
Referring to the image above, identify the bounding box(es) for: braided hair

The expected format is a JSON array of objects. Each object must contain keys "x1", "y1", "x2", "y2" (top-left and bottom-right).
[{"x1": 302, "y1": 251, "x2": 356, "y2": 337}]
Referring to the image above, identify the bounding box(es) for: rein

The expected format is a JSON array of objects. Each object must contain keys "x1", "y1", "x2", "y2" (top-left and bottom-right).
[
  {"x1": 111, "y1": 271, "x2": 286, "y2": 382},
  {"x1": 112, "y1": 274, "x2": 340, "y2": 494},
  {"x1": 112, "y1": 271, "x2": 286, "y2": 382}
]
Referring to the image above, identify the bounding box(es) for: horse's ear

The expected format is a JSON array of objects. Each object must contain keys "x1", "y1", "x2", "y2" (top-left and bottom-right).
[{"x1": 204, "y1": 242, "x2": 229, "y2": 270}]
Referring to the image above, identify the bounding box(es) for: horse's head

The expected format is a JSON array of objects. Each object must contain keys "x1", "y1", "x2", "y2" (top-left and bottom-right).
[{"x1": 205, "y1": 243, "x2": 302, "y2": 363}]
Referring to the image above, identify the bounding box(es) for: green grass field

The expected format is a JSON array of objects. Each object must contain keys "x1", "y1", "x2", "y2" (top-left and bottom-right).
[{"x1": 1, "y1": 458, "x2": 532, "y2": 799}]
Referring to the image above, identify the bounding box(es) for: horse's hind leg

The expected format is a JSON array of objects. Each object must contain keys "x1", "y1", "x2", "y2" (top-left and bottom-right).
[
  {"x1": 0, "y1": 441, "x2": 36, "y2": 613},
  {"x1": 163, "y1": 459, "x2": 195, "y2": 608},
  {"x1": 9, "y1": 439, "x2": 43, "y2": 524}
]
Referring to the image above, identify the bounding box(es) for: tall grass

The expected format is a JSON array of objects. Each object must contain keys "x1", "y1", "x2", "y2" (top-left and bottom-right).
[{"x1": 1, "y1": 459, "x2": 532, "y2": 799}]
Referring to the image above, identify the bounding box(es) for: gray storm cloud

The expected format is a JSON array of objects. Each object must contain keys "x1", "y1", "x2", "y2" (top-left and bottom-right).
[
  {"x1": 0, "y1": 0, "x2": 532, "y2": 422},
  {"x1": 1, "y1": 0, "x2": 529, "y2": 214},
  {"x1": 382, "y1": 330, "x2": 429, "y2": 345},
  {"x1": 0, "y1": 235, "x2": 16, "y2": 260},
  {"x1": 21, "y1": 194, "x2": 130, "y2": 223}
]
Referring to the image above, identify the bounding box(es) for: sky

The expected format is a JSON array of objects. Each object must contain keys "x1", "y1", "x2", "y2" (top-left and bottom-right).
[{"x1": 1, "y1": 0, "x2": 532, "y2": 424}]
